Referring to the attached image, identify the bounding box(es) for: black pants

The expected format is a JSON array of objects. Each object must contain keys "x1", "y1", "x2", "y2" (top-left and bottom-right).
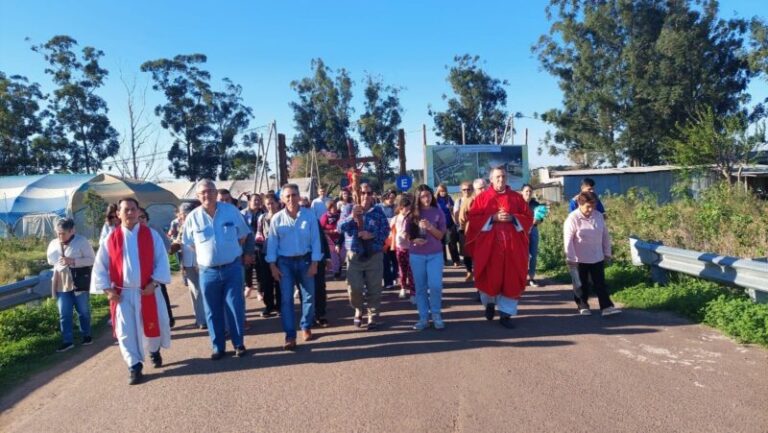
[
  {"x1": 382, "y1": 250, "x2": 398, "y2": 287},
  {"x1": 314, "y1": 260, "x2": 327, "y2": 319},
  {"x1": 443, "y1": 226, "x2": 461, "y2": 265},
  {"x1": 255, "y1": 251, "x2": 280, "y2": 311},
  {"x1": 573, "y1": 261, "x2": 614, "y2": 310},
  {"x1": 159, "y1": 284, "x2": 174, "y2": 321},
  {"x1": 458, "y1": 230, "x2": 472, "y2": 272},
  {"x1": 244, "y1": 258, "x2": 258, "y2": 289}
]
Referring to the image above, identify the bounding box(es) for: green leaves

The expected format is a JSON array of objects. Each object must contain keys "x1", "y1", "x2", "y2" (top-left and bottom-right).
[
  {"x1": 429, "y1": 54, "x2": 508, "y2": 145},
  {"x1": 534, "y1": 0, "x2": 760, "y2": 167},
  {"x1": 32, "y1": 35, "x2": 119, "y2": 174},
  {"x1": 289, "y1": 59, "x2": 354, "y2": 156},
  {"x1": 141, "y1": 55, "x2": 255, "y2": 181}
]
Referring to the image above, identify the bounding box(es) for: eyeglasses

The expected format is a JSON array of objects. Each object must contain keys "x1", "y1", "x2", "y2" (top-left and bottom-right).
[{"x1": 360, "y1": 191, "x2": 372, "y2": 196}]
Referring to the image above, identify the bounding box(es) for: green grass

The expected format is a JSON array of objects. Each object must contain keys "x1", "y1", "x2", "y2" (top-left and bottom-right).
[
  {"x1": 0, "y1": 295, "x2": 111, "y2": 394},
  {"x1": 0, "y1": 238, "x2": 49, "y2": 285}
]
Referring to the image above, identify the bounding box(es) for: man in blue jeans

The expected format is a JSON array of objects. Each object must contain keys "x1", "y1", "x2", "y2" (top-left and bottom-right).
[
  {"x1": 265, "y1": 183, "x2": 323, "y2": 350},
  {"x1": 182, "y1": 179, "x2": 251, "y2": 360}
]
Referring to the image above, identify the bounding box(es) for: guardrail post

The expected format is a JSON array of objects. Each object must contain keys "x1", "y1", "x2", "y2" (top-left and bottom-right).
[{"x1": 629, "y1": 237, "x2": 669, "y2": 285}]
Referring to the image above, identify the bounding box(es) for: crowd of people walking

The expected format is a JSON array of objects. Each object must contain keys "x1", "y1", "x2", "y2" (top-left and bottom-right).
[{"x1": 45, "y1": 168, "x2": 621, "y2": 385}]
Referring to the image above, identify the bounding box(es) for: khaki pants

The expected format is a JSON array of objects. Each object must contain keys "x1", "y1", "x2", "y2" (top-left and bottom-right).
[{"x1": 346, "y1": 251, "x2": 384, "y2": 317}]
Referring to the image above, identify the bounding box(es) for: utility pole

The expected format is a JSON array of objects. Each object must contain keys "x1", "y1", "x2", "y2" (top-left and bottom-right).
[
  {"x1": 397, "y1": 128, "x2": 406, "y2": 175},
  {"x1": 461, "y1": 122, "x2": 466, "y2": 145},
  {"x1": 277, "y1": 133, "x2": 288, "y2": 188},
  {"x1": 422, "y1": 123, "x2": 428, "y2": 185}
]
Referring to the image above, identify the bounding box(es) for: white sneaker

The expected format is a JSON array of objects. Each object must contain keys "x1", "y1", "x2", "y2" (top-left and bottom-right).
[
  {"x1": 579, "y1": 308, "x2": 592, "y2": 316},
  {"x1": 528, "y1": 279, "x2": 539, "y2": 287},
  {"x1": 602, "y1": 307, "x2": 622, "y2": 316},
  {"x1": 398, "y1": 288, "x2": 407, "y2": 299}
]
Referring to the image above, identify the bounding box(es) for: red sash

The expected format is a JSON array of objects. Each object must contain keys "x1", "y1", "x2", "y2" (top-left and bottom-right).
[{"x1": 107, "y1": 225, "x2": 161, "y2": 338}]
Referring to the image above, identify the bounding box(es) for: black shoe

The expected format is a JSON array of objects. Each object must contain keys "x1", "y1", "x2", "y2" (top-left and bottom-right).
[
  {"x1": 484, "y1": 303, "x2": 496, "y2": 321},
  {"x1": 169, "y1": 318, "x2": 176, "y2": 328},
  {"x1": 82, "y1": 336, "x2": 93, "y2": 346},
  {"x1": 235, "y1": 346, "x2": 247, "y2": 357},
  {"x1": 150, "y1": 351, "x2": 163, "y2": 368},
  {"x1": 56, "y1": 342, "x2": 74, "y2": 353},
  {"x1": 499, "y1": 314, "x2": 515, "y2": 329},
  {"x1": 128, "y1": 363, "x2": 143, "y2": 385},
  {"x1": 211, "y1": 351, "x2": 224, "y2": 361},
  {"x1": 261, "y1": 308, "x2": 276, "y2": 318},
  {"x1": 316, "y1": 317, "x2": 329, "y2": 327}
]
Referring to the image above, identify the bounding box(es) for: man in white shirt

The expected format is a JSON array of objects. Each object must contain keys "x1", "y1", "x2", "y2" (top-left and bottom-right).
[{"x1": 91, "y1": 198, "x2": 172, "y2": 385}]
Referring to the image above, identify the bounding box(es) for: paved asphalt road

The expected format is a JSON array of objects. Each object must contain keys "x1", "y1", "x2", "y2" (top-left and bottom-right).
[{"x1": 1, "y1": 267, "x2": 766, "y2": 433}]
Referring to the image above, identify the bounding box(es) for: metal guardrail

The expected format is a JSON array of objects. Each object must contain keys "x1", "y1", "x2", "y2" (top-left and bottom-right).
[
  {"x1": 0, "y1": 270, "x2": 53, "y2": 311},
  {"x1": 629, "y1": 237, "x2": 768, "y2": 303}
]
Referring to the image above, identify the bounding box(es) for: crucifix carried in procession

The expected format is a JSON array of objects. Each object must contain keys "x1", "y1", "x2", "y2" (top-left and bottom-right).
[{"x1": 328, "y1": 138, "x2": 379, "y2": 203}]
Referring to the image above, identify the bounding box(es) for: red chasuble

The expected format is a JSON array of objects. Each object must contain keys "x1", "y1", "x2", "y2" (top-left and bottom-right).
[
  {"x1": 465, "y1": 186, "x2": 533, "y2": 299},
  {"x1": 107, "y1": 225, "x2": 160, "y2": 338}
]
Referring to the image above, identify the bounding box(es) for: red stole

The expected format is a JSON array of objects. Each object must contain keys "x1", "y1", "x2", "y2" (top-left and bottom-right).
[
  {"x1": 465, "y1": 187, "x2": 533, "y2": 299},
  {"x1": 107, "y1": 225, "x2": 160, "y2": 338}
]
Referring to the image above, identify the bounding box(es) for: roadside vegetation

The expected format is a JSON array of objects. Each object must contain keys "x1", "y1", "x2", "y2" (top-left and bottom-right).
[{"x1": 536, "y1": 183, "x2": 768, "y2": 347}]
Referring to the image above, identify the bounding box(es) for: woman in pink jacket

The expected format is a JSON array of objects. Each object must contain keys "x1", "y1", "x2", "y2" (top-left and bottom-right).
[{"x1": 563, "y1": 191, "x2": 621, "y2": 317}]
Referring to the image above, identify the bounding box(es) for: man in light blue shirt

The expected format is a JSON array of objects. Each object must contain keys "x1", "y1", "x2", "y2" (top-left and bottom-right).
[
  {"x1": 182, "y1": 179, "x2": 250, "y2": 360},
  {"x1": 310, "y1": 186, "x2": 328, "y2": 220},
  {"x1": 266, "y1": 183, "x2": 322, "y2": 350}
]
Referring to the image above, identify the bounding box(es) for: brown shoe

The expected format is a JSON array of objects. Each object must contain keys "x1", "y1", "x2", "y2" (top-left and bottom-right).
[
  {"x1": 283, "y1": 339, "x2": 297, "y2": 351},
  {"x1": 302, "y1": 329, "x2": 313, "y2": 341},
  {"x1": 465, "y1": 272, "x2": 473, "y2": 282}
]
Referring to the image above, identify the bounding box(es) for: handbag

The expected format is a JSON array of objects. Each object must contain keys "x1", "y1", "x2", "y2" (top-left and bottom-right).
[
  {"x1": 60, "y1": 239, "x2": 91, "y2": 292},
  {"x1": 70, "y1": 266, "x2": 92, "y2": 292}
]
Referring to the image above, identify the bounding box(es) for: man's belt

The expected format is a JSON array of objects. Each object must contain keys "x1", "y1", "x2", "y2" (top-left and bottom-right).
[
  {"x1": 280, "y1": 253, "x2": 311, "y2": 260},
  {"x1": 203, "y1": 260, "x2": 237, "y2": 270}
]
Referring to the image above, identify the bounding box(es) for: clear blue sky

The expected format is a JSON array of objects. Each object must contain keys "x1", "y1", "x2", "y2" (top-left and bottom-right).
[{"x1": 1, "y1": 0, "x2": 766, "y2": 179}]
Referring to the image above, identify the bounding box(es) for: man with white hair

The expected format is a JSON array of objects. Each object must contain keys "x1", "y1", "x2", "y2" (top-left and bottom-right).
[
  {"x1": 457, "y1": 178, "x2": 487, "y2": 282},
  {"x1": 183, "y1": 179, "x2": 251, "y2": 360}
]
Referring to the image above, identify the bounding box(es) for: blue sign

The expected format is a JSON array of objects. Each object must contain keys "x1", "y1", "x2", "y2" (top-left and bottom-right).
[{"x1": 396, "y1": 175, "x2": 413, "y2": 191}]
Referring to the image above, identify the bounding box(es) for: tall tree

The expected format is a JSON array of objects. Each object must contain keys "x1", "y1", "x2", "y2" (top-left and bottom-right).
[
  {"x1": 534, "y1": 0, "x2": 757, "y2": 167},
  {"x1": 0, "y1": 72, "x2": 67, "y2": 175},
  {"x1": 32, "y1": 35, "x2": 119, "y2": 173},
  {"x1": 210, "y1": 78, "x2": 257, "y2": 180},
  {"x1": 429, "y1": 54, "x2": 508, "y2": 145},
  {"x1": 289, "y1": 58, "x2": 353, "y2": 155},
  {"x1": 358, "y1": 75, "x2": 403, "y2": 188},
  {"x1": 671, "y1": 107, "x2": 764, "y2": 183},
  {"x1": 141, "y1": 54, "x2": 215, "y2": 181}
]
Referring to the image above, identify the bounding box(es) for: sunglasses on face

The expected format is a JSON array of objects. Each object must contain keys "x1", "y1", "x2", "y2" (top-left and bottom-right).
[{"x1": 360, "y1": 191, "x2": 372, "y2": 196}]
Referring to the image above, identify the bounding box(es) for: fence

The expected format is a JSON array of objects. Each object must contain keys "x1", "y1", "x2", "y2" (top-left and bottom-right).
[
  {"x1": 0, "y1": 270, "x2": 52, "y2": 311},
  {"x1": 629, "y1": 237, "x2": 768, "y2": 303}
]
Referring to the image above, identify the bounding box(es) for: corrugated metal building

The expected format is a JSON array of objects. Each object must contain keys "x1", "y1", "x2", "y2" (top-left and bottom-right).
[{"x1": 545, "y1": 166, "x2": 716, "y2": 204}]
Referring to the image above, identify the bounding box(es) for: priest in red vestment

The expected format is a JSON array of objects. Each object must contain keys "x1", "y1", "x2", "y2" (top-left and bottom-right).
[
  {"x1": 92, "y1": 198, "x2": 172, "y2": 385},
  {"x1": 465, "y1": 166, "x2": 533, "y2": 328}
]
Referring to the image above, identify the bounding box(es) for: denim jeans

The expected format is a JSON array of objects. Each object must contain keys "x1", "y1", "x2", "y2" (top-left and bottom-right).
[
  {"x1": 56, "y1": 291, "x2": 91, "y2": 344},
  {"x1": 528, "y1": 225, "x2": 539, "y2": 278},
  {"x1": 277, "y1": 255, "x2": 315, "y2": 339},
  {"x1": 409, "y1": 252, "x2": 444, "y2": 322},
  {"x1": 199, "y1": 260, "x2": 246, "y2": 353}
]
